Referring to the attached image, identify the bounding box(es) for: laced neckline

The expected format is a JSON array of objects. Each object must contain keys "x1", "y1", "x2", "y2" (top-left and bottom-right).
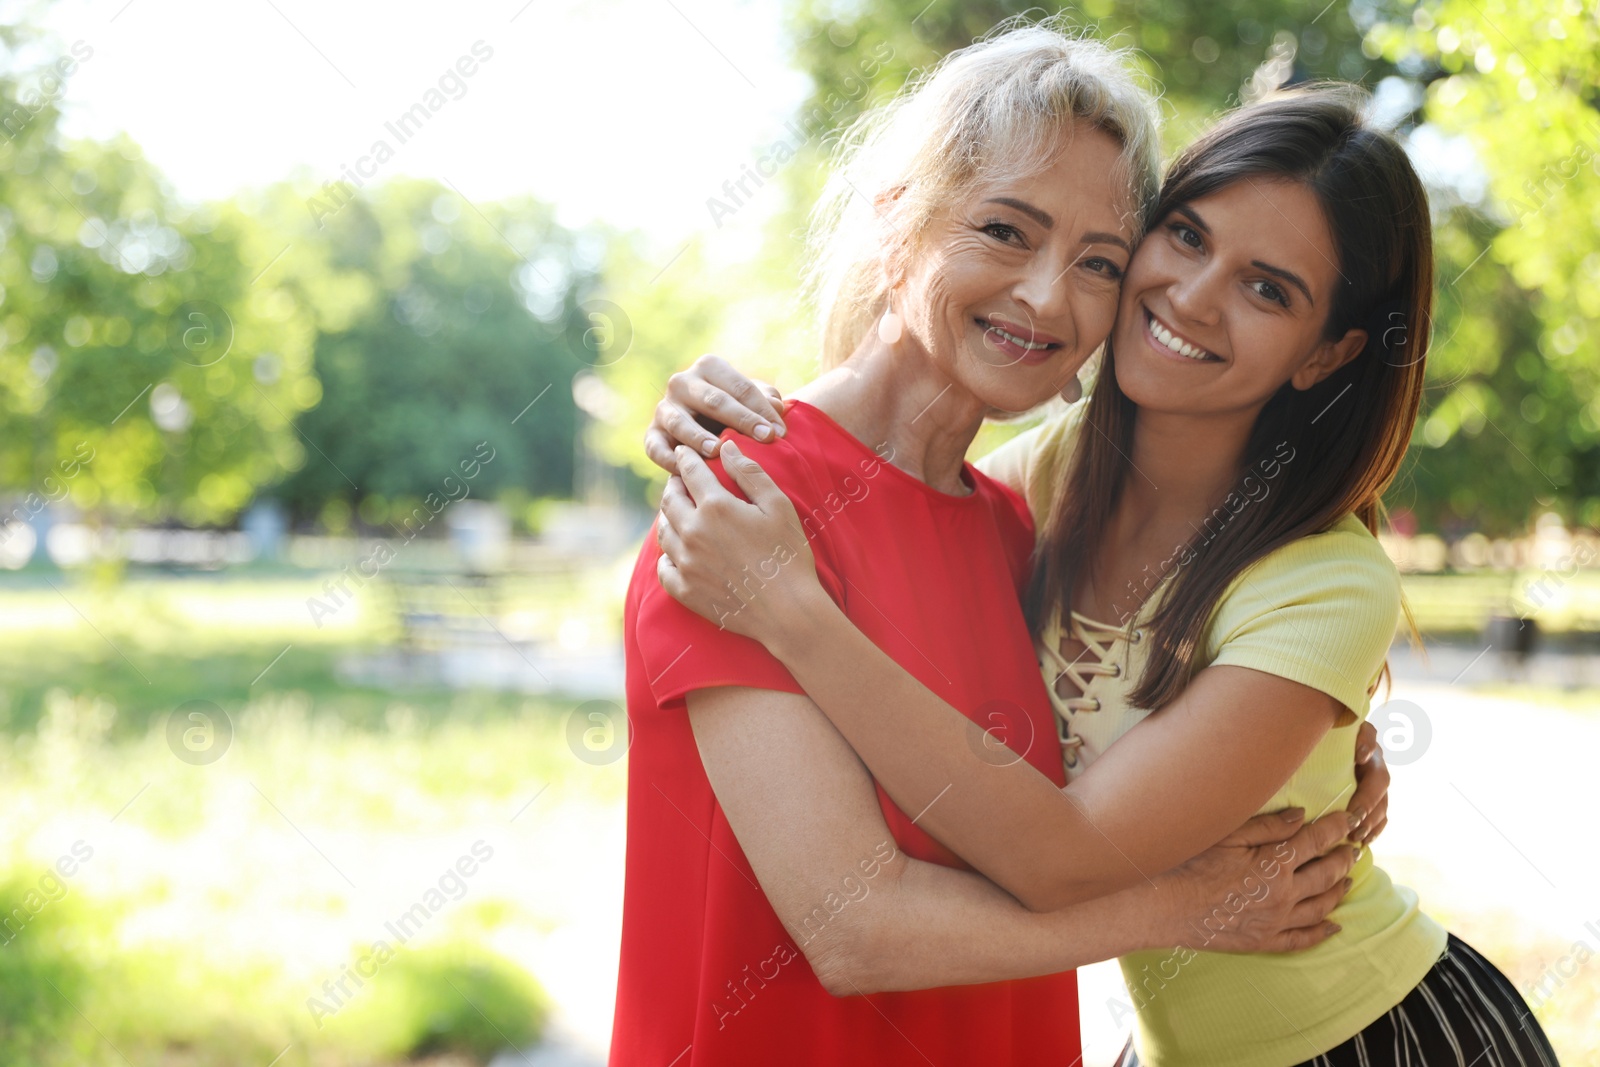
[{"x1": 1040, "y1": 610, "x2": 1144, "y2": 754}]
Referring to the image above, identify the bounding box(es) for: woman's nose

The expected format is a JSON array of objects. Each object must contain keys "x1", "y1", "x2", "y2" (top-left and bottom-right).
[
  {"x1": 1168, "y1": 267, "x2": 1221, "y2": 327},
  {"x1": 1013, "y1": 257, "x2": 1073, "y2": 321}
]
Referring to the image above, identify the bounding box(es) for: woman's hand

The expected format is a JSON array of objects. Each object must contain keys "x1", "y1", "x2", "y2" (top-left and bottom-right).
[
  {"x1": 644, "y1": 354, "x2": 787, "y2": 472},
  {"x1": 1348, "y1": 720, "x2": 1389, "y2": 848},
  {"x1": 656, "y1": 441, "x2": 823, "y2": 644},
  {"x1": 1153, "y1": 808, "x2": 1357, "y2": 954}
]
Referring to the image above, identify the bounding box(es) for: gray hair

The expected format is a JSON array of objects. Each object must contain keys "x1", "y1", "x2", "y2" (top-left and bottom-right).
[{"x1": 807, "y1": 17, "x2": 1162, "y2": 368}]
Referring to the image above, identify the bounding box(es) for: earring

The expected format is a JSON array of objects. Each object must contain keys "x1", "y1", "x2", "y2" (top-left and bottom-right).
[
  {"x1": 877, "y1": 294, "x2": 903, "y2": 345},
  {"x1": 1060, "y1": 374, "x2": 1083, "y2": 403}
]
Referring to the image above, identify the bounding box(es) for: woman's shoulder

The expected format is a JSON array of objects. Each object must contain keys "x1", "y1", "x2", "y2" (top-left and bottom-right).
[
  {"x1": 1205, "y1": 514, "x2": 1403, "y2": 719},
  {"x1": 720, "y1": 401, "x2": 933, "y2": 525},
  {"x1": 1213, "y1": 513, "x2": 1401, "y2": 637},
  {"x1": 692, "y1": 411, "x2": 855, "y2": 538},
  {"x1": 720, "y1": 401, "x2": 866, "y2": 485},
  {"x1": 1243, "y1": 514, "x2": 1399, "y2": 588}
]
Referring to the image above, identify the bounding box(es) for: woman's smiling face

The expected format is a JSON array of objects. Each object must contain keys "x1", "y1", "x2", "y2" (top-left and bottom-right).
[
  {"x1": 1111, "y1": 176, "x2": 1369, "y2": 416},
  {"x1": 892, "y1": 121, "x2": 1137, "y2": 414}
]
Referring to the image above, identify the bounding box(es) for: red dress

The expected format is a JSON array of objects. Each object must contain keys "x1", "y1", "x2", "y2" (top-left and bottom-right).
[{"x1": 610, "y1": 400, "x2": 1079, "y2": 1066}]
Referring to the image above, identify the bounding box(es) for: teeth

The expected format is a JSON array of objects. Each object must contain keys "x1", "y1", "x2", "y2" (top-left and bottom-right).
[
  {"x1": 988, "y1": 322, "x2": 1051, "y2": 351},
  {"x1": 1149, "y1": 313, "x2": 1209, "y2": 361}
]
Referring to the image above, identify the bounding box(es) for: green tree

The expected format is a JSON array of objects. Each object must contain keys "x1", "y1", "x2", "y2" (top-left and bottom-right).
[
  {"x1": 257, "y1": 177, "x2": 591, "y2": 523},
  {"x1": 788, "y1": 0, "x2": 1398, "y2": 151},
  {"x1": 1371, "y1": 0, "x2": 1600, "y2": 531},
  {"x1": 0, "y1": 48, "x2": 319, "y2": 526},
  {"x1": 587, "y1": 238, "x2": 722, "y2": 483}
]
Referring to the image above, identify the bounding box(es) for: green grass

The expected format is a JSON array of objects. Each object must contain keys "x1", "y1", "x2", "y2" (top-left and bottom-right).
[
  {"x1": 0, "y1": 568, "x2": 621, "y2": 1066},
  {"x1": 1394, "y1": 569, "x2": 1600, "y2": 718},
  {"x1": 0, "y1": 879, "x2": 549, "y2": 1066},
  {"x1": 0, "y1": 686, "x2": 577, "y2": 1066},
  {"x1": 1400, "y1": 570, "x2": 1600, "y2": 635}
]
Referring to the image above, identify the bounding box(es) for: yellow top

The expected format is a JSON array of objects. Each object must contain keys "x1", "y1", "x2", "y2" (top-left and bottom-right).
[{"x1": 977, "y1": 407, "x2": 1448, "y2": 1067}]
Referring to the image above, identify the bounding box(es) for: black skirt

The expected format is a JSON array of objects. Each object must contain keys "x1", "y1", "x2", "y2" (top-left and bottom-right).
[{"x1": 1115, "y1": 933, "x2": 1562, "y2": 1067}]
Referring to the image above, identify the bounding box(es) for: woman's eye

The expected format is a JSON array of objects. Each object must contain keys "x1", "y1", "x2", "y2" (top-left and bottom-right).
[
  {"x1": 1168, "y1": 222, "x2": 1202, "y2": 248},
  {"x1": 982, "y1": 221, "x2": 1025, "y2": 244},
  {"x1": 1254, "y1": 280, "x2": 1289, "y2": 307},
  {"x1": 1084, "y1": 257, "x2": 1125, "y2": 280}
]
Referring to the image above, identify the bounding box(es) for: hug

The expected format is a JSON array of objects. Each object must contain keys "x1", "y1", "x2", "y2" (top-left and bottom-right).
[{"x1": 614, "y1": 17, "x2": 1559, "y2": 1067}]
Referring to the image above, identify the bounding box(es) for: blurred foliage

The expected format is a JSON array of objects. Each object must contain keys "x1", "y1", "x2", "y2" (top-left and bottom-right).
[
  {"x1": 0, "y1": 868, "x2": 96, "y2": 1063},
  {"x1": 788, "y1": 0, "x2": 1394, "y2": 135},
  {"x1": 590, "y1": 237, "x2": 808, "y2": 484},
  {"x1": 0, "y1": 873, "x2": 548, "y2": 1066},
  {"x1": 0, "y1": 573, "x2": 593, "y2": 1064},
  {"x1": 0, "y1": 566, "x2": 620, "y2": 738},
  {"x1": 329, "y1": 942, "x2": 549, "y2": 1062},
  {"x1": 1371, "y1": 0, "x2": 1600, "y2": 533},
  {"x1": 0, "y1": 24, "x2": 599, "y2": 529},
  {"x1": 0, "y1": 2, "x2": 1595, "y2": 536},
  {"x1": 595, "y1": 0, "x2": 1600, "y2": 537},
  {"x1": 0, "y1": 88, "x2": 321, "y2": 526},
  {"x1": 251, "y1": 177, "x2": 591, "y2": 523}
]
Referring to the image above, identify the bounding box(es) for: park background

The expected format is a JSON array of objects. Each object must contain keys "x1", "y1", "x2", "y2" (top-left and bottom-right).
[{"x1": 0, "y1": 0, "x2": 1597, "y2": 1062}]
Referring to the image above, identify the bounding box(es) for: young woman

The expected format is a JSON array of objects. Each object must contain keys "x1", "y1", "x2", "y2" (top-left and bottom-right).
[
  {"x1": 647, "y1": 85, "x2": 1561, "y2": 1066},
  {"x1": 611, "y1": 23, "x2": 1378, "y2": 1067}
]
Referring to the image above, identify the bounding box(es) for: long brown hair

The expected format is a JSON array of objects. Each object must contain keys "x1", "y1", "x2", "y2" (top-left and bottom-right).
[{"x1": 1026, "y1": 84, "x2": 1433, "y2": 710}]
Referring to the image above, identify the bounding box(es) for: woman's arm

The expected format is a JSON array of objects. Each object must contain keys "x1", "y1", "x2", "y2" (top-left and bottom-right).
[
  {"x1": 684, "y1": 683, "x2": 1354, "y2": 994},
  {"x1": 660, "y1": 445, "x2": 1367, "y2": 913}
]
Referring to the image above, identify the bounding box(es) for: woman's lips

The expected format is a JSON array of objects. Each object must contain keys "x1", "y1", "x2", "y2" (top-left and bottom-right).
[
  {"x1": 978, "y1": 317, "x2": 1061, "y2": 366},
  {"x1": 1141, "y1": 307, "x2": 1219, "y2": 364}
]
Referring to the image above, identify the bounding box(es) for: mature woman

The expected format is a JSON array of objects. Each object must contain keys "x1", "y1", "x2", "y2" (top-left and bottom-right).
[
  {"x1": 610, "y1": 23, "x2": 1372, "y2": 1067},
  {"x1": 647, "y1": 71, "x2": 1561, "y2": 1067}
]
